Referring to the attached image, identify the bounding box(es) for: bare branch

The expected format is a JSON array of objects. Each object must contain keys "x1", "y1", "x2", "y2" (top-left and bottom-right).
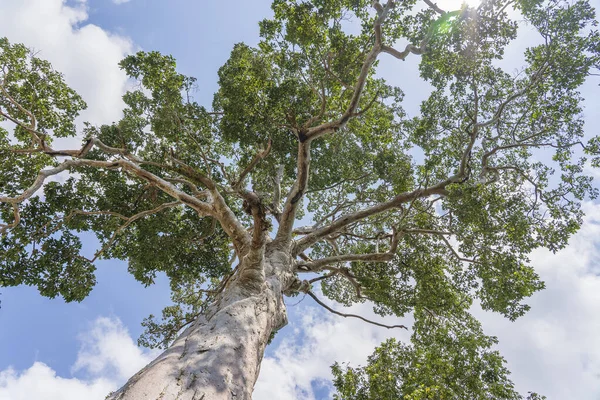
[
  {"x1": 381, "y1": 43, "x2": 426, "y2": 61},
  {"x1": 306, "y1": 290, "x2": 408, "y2": 330}
]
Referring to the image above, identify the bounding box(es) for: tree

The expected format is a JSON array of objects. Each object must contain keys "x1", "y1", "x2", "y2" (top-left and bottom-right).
[{"x1": 1, "y1": 0, "x2": 599, "y2": 398}]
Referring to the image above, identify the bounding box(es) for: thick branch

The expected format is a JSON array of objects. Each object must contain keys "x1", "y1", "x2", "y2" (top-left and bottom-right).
[
  {"x1": 273, "y1": 1, "x2": 432, "y2": 247},
  {"x1": 4, "y1": 132, "x2": 252, "y2": 256},
  {"x1": 423, "y1": 0, "x2": 446, "y2": 14},
  {"x1": 271, "y1": 164, "x2": 284, "y2": 220},
  {"x1": 381, "y1": 43, "x2": 426, "y2": 60},
  {"x1": 273, "y1": 141, "x2": 311, "y2": 248}
]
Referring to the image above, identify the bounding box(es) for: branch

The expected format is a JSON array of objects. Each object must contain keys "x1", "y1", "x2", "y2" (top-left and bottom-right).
[
  {"x1": 272, "y1": 1, "x2": 432, "y2": 246},
  {"x1": 0, "y1": 157, "x2": 217, "y2": 228},
  {"x1": 232, "y1": 139, "x2": 272, "y2": 190},
  {"x1": 381, "y1": 43, "x2": 426, "y2": 61},
  {"x1": 11, "y1": 133, "x2": 253, "y2": 256},
  {"x1": 301, "y1": 73, "x2": 328, "y2": 129},
  {"x1": 294, "y1": 185, "x2": 447, "y2": 254},
  {"x1": 0, "y1": 204, "x2": 20, "y2": 234},
  {"x1": 423, "y1": 0, "x2": 446, "y2": 14},
  {"x1": 88, "y1": 201, "x2": 181, "y2": 262},
  {"x1": 0, "y1": 159, "x2": 113, "y2": 205},
  {"x1": 165, "y1": 155, "x2": 253, "y2": 254},
  {"x1": 168, "y1": 155, "x2": 217, "y2": 190},
  {"x1": 0, "y1": 75, "x2": 40, "y2": 143},
  {"x1": 306, "y1": 290, "x2": 408, "y2": 330},
  {"x1": 297, "y1": 228, "x2": 401, "y2": 272},
  {"x1": 307, "y1": 266, "x2": 368, "y2": 299},
  {"x1": 273, "y1": 141, "x2": 311, "y2": 248},
  {"x1": 271, "y1": 164, "x2": 284, "y2": 219},
  {"x1": 305, "y1": 1, "x2": 400, "y2": 141},
  {"x1": 476, "y1": 64, "x2": 549, "y2": 129},
  {"x1": 439, "y1": 235, "x2": 479, "y2": 264},
  {"x1": 1, "y1": 72, "x2": 253, "y2": 258}
]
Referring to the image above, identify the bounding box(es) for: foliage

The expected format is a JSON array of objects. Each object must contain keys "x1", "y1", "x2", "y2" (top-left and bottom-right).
[
  {"x1": 1, "y1": 0, "x2": 600, "y2": 397},
  {"x1": 332, "y1": 310, "x2": 523, "y2": 400}
]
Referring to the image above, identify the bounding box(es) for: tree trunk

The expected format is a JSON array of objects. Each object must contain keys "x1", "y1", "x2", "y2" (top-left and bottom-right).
[{"x1": 106, "y1": 260, "x2": 289, "y2": 400}]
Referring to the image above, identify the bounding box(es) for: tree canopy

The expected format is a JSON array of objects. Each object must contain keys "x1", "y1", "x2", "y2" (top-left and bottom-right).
[{"x1": 1, "y1": 0, "x2": 599, "y2": 398}]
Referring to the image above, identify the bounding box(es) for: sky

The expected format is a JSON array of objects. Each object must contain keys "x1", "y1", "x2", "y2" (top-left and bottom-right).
[{"x1": 0, "y1": 0, "x2": 600, "y2": 399}]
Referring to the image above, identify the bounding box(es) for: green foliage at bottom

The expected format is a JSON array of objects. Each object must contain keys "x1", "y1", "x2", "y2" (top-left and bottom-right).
[{"x1": 332, "y1": 310, "x2": 547, "y2": 400}]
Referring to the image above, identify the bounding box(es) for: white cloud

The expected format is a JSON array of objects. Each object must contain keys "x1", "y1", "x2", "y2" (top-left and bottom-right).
[
  {"x1": 0, "y1": 317, "x2": 156, "y2": 400},
  {"x1": 72, "y1": 317, "x2": 157, "y2": 382},
  {"x1": 473, "y1": 202, "x2": 600, "y2": 398},
  {"x1": 255, "y1": 299, "x2": 412, "y2": 399},
  {"x1": 0, "y1": 363, "x2": 114, "y2": 400},
  {"x1": 0, "y1": 0, "x2": 133, "y2": 130},
  {"x1": 112, "y1": 0, "x2": 131, "y2": 4}
]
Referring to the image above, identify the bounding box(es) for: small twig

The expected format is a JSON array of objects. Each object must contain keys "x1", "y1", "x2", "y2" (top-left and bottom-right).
[
  {"x1": 287, "y1": 293, "x2": 308, "y2": 307},
  {"x1": 309, "y1": 271, "x2": 338, "y2": 284},
  {"x1": 306, "y1": 290, "x2": 408, "y2": 330}
]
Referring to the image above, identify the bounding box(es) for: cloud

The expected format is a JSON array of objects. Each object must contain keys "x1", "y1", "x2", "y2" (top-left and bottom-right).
[
  {"x1": 254, "y1": 299, "x2": 412, "y2": 399},
  {"x1": 0, "y1": 0, "x2": 133, "y2": 129},
  {"x1": 0, "y1": 363, "x2": 114, "y2": 400},
  {"x1": 112, "y1": 0, "x2": 132, "y2": 4},
  {"x1": 72, "y1": 317, "x2": 157, "y2": 382},
  {"x1": 0, "y1": 317, "x2": 156, "y2": 400},
  {"x1": 472, "y1": 202, "x2": 600, "y2": 399}
]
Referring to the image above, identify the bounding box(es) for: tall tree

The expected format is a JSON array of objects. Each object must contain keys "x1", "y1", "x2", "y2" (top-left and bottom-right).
[{"x1": 1, "y1": 0, "x2": 599, "y2": 398}]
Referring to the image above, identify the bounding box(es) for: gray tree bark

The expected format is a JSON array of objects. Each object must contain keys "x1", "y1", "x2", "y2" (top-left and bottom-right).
[{"x1": 106, "y1": 252, "x2": 293, "y2": 400}]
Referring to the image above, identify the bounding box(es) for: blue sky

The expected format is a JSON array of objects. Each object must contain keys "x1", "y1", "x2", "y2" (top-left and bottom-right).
[{"x1": 1, "y1": 0, "x2": 600, "y2": 399}]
